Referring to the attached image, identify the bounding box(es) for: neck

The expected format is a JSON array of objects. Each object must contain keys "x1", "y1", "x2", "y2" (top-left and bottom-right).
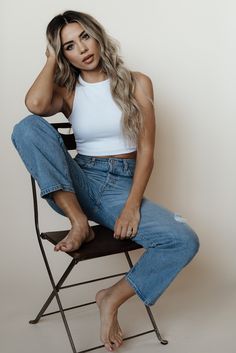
[{"x1": 80, "y1": 67, "x2": 107, "y2": 84}]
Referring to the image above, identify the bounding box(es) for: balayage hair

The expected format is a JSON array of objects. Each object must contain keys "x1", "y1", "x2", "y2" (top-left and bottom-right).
[{"x1": 46, "y1": 10, "x2": 147, "y2": 145}]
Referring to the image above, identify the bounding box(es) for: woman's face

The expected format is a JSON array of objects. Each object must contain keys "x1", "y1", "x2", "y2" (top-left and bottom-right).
[{"x1": 61, "y1": 22, "x2": 101, "y2": 71}]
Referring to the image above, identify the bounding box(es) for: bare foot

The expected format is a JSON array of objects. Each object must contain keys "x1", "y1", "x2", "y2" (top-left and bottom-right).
[
  {"x1": 96, "y1": 289, "x2": 123, "y2": 352},
  {"x1": 54, "y1": 224, "x2": 95, "y2": 252}
]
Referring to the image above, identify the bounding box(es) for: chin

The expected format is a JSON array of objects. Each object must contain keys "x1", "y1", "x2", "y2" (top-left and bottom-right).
[{"x1": 85, "y1": 63, "x2": 101, "y2": 71}]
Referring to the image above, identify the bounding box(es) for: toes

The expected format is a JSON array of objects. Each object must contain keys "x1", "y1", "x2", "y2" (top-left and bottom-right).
[
  {"x1": 111, "y1": 337, "x2": 122, "y2": 349},
  {"x1": 104, "y1": 342, "x2": 113, "y2": 352},
  {"x1": 117, "y1": 333, "x2": 123, "y2": 343},
  {"x1": 54, "y1": 240, "x2": 76, "y2": 252},
  {"x1": 54, "y1": 243, "x2": 63, "y2": 251},
  {"x1": 55, "y1": 243, "x2": 66, "y2": 252},
  {"x1": 60, "y1": 245, "x2": 70, "y2": 252},
  {"x1": 117, "y1": 327, "x2": 123, "y2": 337},
  {"x1": 110, "y1": 329, "x2": 123, "y2": 349}
]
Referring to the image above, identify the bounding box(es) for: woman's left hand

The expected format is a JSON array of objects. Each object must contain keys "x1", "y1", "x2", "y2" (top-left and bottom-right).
[{"x1": 114, "y1": 204, "x2": 141, "y2": 240}]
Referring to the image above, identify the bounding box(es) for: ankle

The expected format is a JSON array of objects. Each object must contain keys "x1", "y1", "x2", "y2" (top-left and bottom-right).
[
  {"x1": 70, "y1": 214, "x2": 88, "y2": 227},
  {"x1": 99, "y1": 288, "x2": 121, "y2": 312}
]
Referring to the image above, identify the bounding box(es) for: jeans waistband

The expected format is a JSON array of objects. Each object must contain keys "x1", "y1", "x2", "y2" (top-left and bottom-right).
[
  {"x1": 76, "y1": 153, "x2": 136, "y2": 163},
  {"x1": 75, "y1": 153, "x2": 136, "y2": 173}
]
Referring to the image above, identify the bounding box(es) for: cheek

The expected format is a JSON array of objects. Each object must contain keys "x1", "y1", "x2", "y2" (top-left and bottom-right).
[
  {"x1": 90, "y1": 39, "x2": 100, "y2": 52},
  {"x1": 62, "y1": 51, "x2": 70, "y2": 61},
  {"x1": 64, "y1": 52, "x2": 76, "y2": 64},
  {"x1": 93, "y1": 44, "x2": 101, "y2": 57}
]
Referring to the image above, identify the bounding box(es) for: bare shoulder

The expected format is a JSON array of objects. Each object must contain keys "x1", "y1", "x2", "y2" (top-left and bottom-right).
[
  {"x1": 131, "y1": 71, "x2": 154, "y2": 105},
  {"x1": 132, "y1": 71, "x2": 152, "y2": 85}
]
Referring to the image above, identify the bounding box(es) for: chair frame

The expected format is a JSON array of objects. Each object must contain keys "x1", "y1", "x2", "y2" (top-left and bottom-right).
[{"x1": 28, "y1": 122, "x2": 168, "y2": 353}]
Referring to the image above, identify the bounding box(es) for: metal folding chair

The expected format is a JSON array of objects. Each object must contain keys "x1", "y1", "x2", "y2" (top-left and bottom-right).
[{"x1": 29, "y1": 122, "x2": 168, "y2": 352}]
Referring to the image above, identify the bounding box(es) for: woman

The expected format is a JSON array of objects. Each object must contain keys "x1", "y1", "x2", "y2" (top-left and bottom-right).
[{"x1": 12, "y1": 10, "x2": 199, "y2": 352}]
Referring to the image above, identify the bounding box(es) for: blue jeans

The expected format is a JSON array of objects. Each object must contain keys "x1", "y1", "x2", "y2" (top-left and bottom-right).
[{"x1": 11, "y1": 115, "x2": 199, "y2": 306}]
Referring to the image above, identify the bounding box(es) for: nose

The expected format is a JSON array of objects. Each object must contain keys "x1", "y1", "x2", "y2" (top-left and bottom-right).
[{"x1": 78, "y1": 42, "x2": 87, "y2": 55}]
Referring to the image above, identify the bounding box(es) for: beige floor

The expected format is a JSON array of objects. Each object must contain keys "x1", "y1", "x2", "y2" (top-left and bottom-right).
[{"x1": 1, "y1": 247, "x2": 235, "y2": 353}]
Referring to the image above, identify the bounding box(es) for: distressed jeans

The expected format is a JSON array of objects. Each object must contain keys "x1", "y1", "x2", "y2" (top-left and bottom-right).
[{"x1": 11, "y1": 115, "x2": 199, "y2": 306}]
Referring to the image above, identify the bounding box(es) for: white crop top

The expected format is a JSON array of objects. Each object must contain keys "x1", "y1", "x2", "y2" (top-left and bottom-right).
[{"x1": 69, "y1": 75, "x2": 137, "y2": 156}]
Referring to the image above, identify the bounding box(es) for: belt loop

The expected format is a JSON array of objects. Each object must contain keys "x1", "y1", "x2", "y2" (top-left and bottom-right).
[
  {"x1": 86, "y1": 157, "x2": 95, "y2": 167},
  {"x1": 123, "y1": 160, "x2": 128, "y2": 171},
  {"x1": 108, "y1": 159, "x2": 111, "y2": 172}
]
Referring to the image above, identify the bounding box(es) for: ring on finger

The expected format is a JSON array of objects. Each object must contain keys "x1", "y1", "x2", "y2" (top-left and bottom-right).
[{"x1": 126, "y1": 229, "x2": 133, "y2": 237}]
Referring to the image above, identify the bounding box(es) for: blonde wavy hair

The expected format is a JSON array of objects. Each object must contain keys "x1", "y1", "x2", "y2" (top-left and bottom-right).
[{"x1": 46, "y1": 10, "x2": 147, "y2": 144}]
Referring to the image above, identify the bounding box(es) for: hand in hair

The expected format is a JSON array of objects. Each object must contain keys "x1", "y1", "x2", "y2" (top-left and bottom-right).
[{"x1": 45, "y1": 43, "x2": 56, "y2": 59}]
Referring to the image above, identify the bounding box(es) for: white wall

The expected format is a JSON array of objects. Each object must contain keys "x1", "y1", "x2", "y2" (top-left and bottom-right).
[{"x1": 1, "y1": 0, "x2": 235, "y2": 326}]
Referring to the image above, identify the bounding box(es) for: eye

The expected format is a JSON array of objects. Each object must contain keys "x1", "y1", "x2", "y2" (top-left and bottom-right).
[
  {"x1": 82, "y1": 33, "x2": 90, "y2": 40},
  {"x1": 65, "y1": 44, "x2": 74, "y2": 51}
]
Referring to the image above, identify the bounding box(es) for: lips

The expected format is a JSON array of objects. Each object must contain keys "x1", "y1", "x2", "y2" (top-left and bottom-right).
[{"x1": 82, "y1": 54, "x2": 94, "y2": 62}]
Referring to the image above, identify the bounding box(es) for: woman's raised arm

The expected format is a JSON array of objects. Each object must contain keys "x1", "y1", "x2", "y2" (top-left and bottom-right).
[{"x1": 25, "y1": 44, "x2": 64, "y2": 116}]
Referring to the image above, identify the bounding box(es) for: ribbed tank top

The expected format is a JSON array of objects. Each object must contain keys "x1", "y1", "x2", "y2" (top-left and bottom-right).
[{"x1": 69, "y1": 75, "x2": 137, "y2": 156}]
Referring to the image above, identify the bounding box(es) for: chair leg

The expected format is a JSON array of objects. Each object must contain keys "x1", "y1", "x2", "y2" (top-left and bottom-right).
[
  {"x1": 29, "y1": 259, "x2": 75, "y2": 323},
  {"x1": 30, "y1": 237, "x2": 78, "y2": 353},
  {"x1": 124, "y1": 251, "x2": 168, "y2": 345}
]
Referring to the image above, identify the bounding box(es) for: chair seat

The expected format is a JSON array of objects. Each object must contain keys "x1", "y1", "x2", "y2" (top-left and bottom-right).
[{"x1": 41, "y1": 225, "x2": 142, "y2": 261}]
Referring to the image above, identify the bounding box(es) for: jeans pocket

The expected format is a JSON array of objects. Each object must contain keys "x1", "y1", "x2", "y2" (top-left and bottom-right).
[{"x1": 74, "y1": 155, "x2": 93, "y2": 169}]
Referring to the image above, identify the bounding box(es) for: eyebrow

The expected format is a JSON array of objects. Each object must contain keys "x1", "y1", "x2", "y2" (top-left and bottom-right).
[{"x1": 62, "y1": 30, "x2": 86, "y2": 47}]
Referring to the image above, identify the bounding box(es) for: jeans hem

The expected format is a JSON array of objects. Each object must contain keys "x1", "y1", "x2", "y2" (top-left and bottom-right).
[
  {"x1": 41, "y1": 184, "x2": 75, "y2": 198},
  {"x1": 126, "y1": 273, "x2": 153, "y2": 307}
]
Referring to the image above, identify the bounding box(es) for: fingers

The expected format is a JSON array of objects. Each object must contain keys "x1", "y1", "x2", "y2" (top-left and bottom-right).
[
  {"x1": 121, "y1": 225, "x2": 131, "y2": 239},
  {"x1": 126, "y1": 227, "x2": 133, "y2": 238},
  {"x1": 45, "y1": 43, "x2": 56, "y2": 59},
  {"x1": 113, "y1": 209, "x2": 140, "y2": 240},
  {"x1": 130, "y1": 224, "x2": 138, "y2": 238},
  {"x1": 114, "y1": 220, "x2": 122, "y2": 239},
  {"x1": 114, "y1": 224, "x2": 129, "y2": 239},
  {"x1": 114, "y1": 224, "x2": 136, "y2": 240}
]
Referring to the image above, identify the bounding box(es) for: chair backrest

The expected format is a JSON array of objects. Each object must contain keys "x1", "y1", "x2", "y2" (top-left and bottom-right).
[{"x1": 51, "y1": 122, "x2": 76, "y2": 150}]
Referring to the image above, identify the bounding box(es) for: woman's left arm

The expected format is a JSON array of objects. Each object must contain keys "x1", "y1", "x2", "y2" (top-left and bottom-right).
[{"x1": 114, "y1": 72, "x2": 156, "y2": 239}]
